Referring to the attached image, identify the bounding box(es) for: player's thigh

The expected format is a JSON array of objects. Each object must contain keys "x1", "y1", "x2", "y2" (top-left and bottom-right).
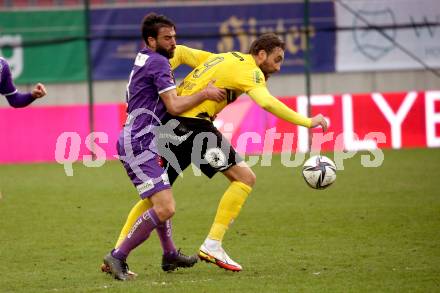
[
  {"x1": 118, "y1": 139, "x2": 171, "y2": 200},
  {"x1": 159, "y1": 119, "x2": 194, "y2": 184},
  {"x1": 222, "y1": 161, "x2": 256, "y2": 187},
  {"x1": 166, "y1": 141, "x2": 193, "y2": 185}
]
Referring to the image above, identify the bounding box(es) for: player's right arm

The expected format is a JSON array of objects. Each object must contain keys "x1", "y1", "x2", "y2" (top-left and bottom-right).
[
  {"x1": 169, "y1": 45, "x2": 213, "y2": 70},
  {"x1": 160, "y1": 80, "x2": 225, "y2": 116},
  {"x1": 248, "y1": 87, "x2": 327, "y2": 131},
  {"x1": 163, "y1": 46, "x2": 220, "y2": 115}
]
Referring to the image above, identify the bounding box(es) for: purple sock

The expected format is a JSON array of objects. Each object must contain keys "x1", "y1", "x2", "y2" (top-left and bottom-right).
[
  {"x1": 156, "y1": 219, "x2": 177, "y2": 256},
  {"x1": 112, "y1": 208, "x2": 160, "y2": 261}
]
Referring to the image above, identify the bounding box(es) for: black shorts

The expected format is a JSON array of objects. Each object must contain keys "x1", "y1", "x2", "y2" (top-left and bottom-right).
[{"x1": 156, "y1": 116, "x2": 243, "y2": 185}]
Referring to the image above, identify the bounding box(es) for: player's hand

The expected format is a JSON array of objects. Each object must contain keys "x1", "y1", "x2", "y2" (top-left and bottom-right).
[
  {"x1": 202, "y1": 80, "x2": 226, "y2": 102},
  {"x1": 31, "y1": 83, "x2": 47, "y2": 99},
  {"x1": 311, "y1": 114, "x2": 328, "y2": 132}
]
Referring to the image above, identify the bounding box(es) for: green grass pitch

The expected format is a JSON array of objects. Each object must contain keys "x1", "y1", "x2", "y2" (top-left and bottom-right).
[{"x1": 0, "y1": 148, "x2": 439, "y2": 292}]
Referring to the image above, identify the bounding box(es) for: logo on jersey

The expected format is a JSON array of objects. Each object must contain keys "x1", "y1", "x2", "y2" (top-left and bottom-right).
[
  {"x1": 204, "y1": 147, "x2": 227, "y2": 169},
  {"x1": 253, "y1": 70, "x2": 263, "y2": 84},
  {"x1": 134, "y1": 53, "x2": 149, "y2": 67}
]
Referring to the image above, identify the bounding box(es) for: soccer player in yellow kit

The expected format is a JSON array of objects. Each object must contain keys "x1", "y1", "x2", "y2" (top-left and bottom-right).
[
  {"x1": 110, "y1": 33, "x2": 327, "y2": 273},
  {"x1": 172, "y1": 33, "x2": 327, "y2": 271}
]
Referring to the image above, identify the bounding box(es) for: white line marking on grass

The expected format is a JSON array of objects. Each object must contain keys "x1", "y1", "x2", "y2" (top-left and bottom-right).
[
  {"x1": 51, "y1": 284, "x2": 117, "y2": 292},
  {"x1": 151, "y1": 278, "x2": 213, "y2": 286},
  {"x1": 50, "y1": 278, "x2": 214, "y2": 291}
]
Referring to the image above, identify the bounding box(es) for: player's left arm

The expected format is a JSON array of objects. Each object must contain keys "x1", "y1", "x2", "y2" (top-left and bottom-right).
[
  {"x1": 248, "y1": 87, "x2": 327, "y2": 131},
  {"x1": 169, "y1": 45, "x2": 213, "y2": 70},
  {"x1": 6, "y1": 83, "x2": 47, "y2": 108}
]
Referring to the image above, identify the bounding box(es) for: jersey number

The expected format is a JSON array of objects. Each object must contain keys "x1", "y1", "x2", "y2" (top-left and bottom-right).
[{"x1": 192, "y1": 57, "x2": 224, "y2": 79}]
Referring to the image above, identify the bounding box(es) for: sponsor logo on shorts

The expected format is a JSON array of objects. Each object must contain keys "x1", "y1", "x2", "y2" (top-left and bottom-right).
[
  {"x1": 205, "y1": 147, "x2": 227, "y2": 169},
  {"x1": 136, "y1": 180, "x2": 154, "y2": 194}
]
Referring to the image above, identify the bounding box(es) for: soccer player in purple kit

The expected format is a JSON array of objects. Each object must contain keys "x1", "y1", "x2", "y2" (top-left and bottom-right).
[
  {"x1": 0, "y1": 57, "x2": 47, "y2": 107},
  {"x1": 102, "y1": 13, "x2": 226, "y2": 281}
]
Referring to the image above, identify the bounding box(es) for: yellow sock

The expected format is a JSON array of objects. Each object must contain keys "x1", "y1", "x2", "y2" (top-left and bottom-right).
[
  {"x1": 208, "y1": 181, "x2": 252, "y2": 241},
  {"x1": 115, "y1": 199, "x2": 152, "y2": 248}
]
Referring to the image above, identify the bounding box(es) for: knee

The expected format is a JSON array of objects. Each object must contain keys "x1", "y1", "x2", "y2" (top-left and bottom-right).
[
  {"x1": 241, "y1": 169, "x2": 256, "y2": 187},
  {"x1": 227, "y1": 164, "x2": 257, "y2": 187},
  {"x1": 154, "y1": 204, "x2": 175, "y2": 222}
]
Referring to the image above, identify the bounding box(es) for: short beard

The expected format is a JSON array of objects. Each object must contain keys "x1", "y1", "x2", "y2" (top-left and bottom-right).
[
  {"x1": 260, "y1": 62, "x2": 275, "y2": 79},
  {"x1": 156, "y1": 46, "x2": 174, "y2": 59}
]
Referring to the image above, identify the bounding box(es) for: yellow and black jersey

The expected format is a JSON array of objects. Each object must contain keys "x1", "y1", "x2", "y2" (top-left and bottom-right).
[
  {"x1": 177, "y1": 51, "x2": 265, "y2": 119},
  {"x1": 177, "y1": 51, "x2": 312, "y2": 128}
]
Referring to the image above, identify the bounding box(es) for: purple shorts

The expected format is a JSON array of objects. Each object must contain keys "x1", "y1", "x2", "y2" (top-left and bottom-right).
[{"x1": 117, "y1": 133, "x2": 170, "y2": 199}]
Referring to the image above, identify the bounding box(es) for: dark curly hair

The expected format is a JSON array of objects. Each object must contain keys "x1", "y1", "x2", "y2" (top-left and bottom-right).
[
  {"x1": 248, "y1": 33, "x2": 285, "y2": 55},
  {"x1": 141, "y1": 12, "x2": 176, "y2": 45}
]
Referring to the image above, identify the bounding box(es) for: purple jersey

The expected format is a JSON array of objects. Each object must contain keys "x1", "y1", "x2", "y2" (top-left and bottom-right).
[
  {"x1": 124, "y1": 47, "x2": 175, "y2": 138},
  {"x1": 0, "y1": 57, "x2": 17, "y2": 96}
]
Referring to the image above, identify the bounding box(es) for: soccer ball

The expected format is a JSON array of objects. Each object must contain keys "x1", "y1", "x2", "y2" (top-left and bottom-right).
[{"x1": 302, "y1": 155, "x2": 337, "y2": 189}]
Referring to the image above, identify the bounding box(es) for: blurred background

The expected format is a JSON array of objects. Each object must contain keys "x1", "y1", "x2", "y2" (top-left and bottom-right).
[
  {"x1": 2, "y1": 3, "x2": 440, "y2": 292},
  {"x1": 0, "y1": 0, "x2": 439, "y2": 162}
]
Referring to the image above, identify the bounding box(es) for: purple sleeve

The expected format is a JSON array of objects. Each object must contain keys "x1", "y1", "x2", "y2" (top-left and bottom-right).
[
  {"x1": 151, "y1": 58, "x2": 176, "y2": 94},
  {"x1": 6, "y1": 92, "x2": 36, "y2": 108},
  {"x1": 0, "y1": 59, "x2": 18, "y2": 96}
]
